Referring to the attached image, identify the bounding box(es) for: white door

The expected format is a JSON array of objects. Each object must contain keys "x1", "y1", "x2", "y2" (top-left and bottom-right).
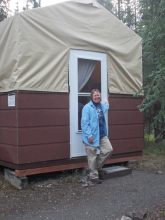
[{"x1": 69, "y1": 50, "x2": 108, "y2": 158}]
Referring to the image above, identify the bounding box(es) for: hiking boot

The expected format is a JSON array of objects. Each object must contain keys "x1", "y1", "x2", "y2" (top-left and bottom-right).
[
  {"x1": 90, "y1": 178, "x2": 102, "y2": 184},
  {"x1": 98, "y1": 170, "x2": 108, "y2": 175}
]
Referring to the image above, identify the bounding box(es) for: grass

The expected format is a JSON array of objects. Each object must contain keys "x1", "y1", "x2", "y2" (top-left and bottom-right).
[
  {"x1": 135, "y1": 134, "x2": 165, "y2": 171},
  {"x1": 59, "y1": 169, "x2": 81, "y2": 182},
  {"x1": 144, "y1": 135, "x2": 165, "y2": 157},
  {"x1": 144, "y1": 134, "x2": 155, "y2": 142},
  {"x1": 159, "y1": 209, "x2": 165, "y2": 216}
]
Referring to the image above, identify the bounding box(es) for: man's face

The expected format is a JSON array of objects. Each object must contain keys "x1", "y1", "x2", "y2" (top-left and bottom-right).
[{"x1": 92, "y1": 91, "x2": 101, "y2": 103}]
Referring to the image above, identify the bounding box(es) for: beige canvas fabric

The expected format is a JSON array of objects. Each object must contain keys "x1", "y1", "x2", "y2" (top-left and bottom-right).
[{"x1": 0, "y1": 0, "x2": 142, "y2": 94}]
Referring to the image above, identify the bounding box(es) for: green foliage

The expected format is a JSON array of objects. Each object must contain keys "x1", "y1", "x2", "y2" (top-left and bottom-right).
[
  {"x1": 144, "y1": 138, "x2": 165, "y2": 157},
  {"x1": 33, "y1": 2, "x2": 39, "y2": 8},
  {"x1": 33, "y1": 0, "x2": 39, "y2": 8},
  {"x1": 0, "y1": 0, "x2": 10, "y2": 22},
  {"x1": 97, "y1": 0, "x2": 139, "y2": 31},
  {"x1": 117, "y1": 0, "x2": 138, "y2": 29},
  {"x1": 123, "y1": 3, "x2": 134, "y2": 27},
  {"x1": 60, "y1": 169, "x2": 80, "y2": 182},
  {"x1": 97, "y1": 0, "x2": 113, "y2": 12},
  {"x1": 159, "y1": 209, "x2": 165, "y2": 217},
  {"x1": 136, "y1": 0, "x2": 165, "y2": 141},
  {"x1": 144, "y1": 134, "x2": 154, "y2": 141},
  {"x1": 23, "y1": 0, "x2": 40, "y2": 11}
]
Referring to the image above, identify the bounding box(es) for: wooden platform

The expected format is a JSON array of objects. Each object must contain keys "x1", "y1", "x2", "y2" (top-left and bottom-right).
[
  {"x1": 15, "y1": 156, "x2": 140, "y2": 177},
  {"x1": 99, "y1": 166, "x2": 132, "y2": 180}
]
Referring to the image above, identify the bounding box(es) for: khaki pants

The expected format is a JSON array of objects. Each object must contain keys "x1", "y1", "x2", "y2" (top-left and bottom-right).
[{"x1": 85, "y1": 136, "x2": 113, "y2": 180}]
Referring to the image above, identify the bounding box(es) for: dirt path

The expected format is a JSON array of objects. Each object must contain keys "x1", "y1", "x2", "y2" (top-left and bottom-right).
[
  {"x1": 135, "y1": 153, "x2": 165, "y2": 220},
  {"x1": 0, "y1": 154, "x2": 165, "y2": 220}
]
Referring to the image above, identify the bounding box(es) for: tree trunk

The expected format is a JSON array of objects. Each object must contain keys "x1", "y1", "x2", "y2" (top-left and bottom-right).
[
  {"x1": 154, "y1": 103, "x2": 163, "y2": 142},
  {"x1": 118, "y1": 0, "x2": 121, "y2": 20}
]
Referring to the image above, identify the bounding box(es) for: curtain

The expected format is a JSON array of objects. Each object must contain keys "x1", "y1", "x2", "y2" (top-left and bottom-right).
[{"x1": 78, "y1": 59, "x2": 97, "y2": 92}]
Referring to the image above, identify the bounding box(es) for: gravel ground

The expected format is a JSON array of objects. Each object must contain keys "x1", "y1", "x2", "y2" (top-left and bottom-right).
[{"x1": 0, "y1": 164, "x2": 165, "y2": 220}]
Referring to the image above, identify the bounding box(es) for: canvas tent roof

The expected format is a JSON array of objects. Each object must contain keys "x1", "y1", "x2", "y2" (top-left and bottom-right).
[{"x1": 0, "y1": 0, "x2": 142, "y2": 94}]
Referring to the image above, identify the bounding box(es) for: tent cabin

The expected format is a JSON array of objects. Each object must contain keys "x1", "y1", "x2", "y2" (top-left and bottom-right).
[{"x1": 0, "y1": 0, "x2": 143, "y2": 177}]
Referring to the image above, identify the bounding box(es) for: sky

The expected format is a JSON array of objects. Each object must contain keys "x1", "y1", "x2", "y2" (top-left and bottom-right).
[
  {"x1": 9, "y1": 0, "x2": 68, "y2": 15},
  {"x1": 41, "y1": 0, "x2": 67, "y2": 7}
]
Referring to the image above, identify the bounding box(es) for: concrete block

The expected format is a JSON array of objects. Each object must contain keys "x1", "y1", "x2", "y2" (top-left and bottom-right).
[
  {"x1": 125, "y1": 211, "x2": 148, "y2": 220},
  {"x1": 4, "y1": 169, "x2": 28, "y2": 189},
  {"x1": 121, "y1": 216, "x2": 132, "y2": 220},
  {"x1": 126, "y1": 160, "x2": 137, "y2": 168},
  {"x1": 79, "y1": 167, "x2": 89, "y2": 176},
  {"x1": 99, "y1": 166, "x2": 132, "y2": 180}
]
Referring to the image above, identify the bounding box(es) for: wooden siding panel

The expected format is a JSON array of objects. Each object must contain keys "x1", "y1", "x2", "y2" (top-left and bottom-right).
[
  {"x1": 0, "y1": 110, "x2": 17, "y2": 127},
  {"x1": 111, "y1": 138, "x2": 143, "y2": 154},
  {"x1": 18, "y1": 126, "x2": 69, "y2": 145},
  {"x1": 18, "y1": 93, "x2": 69, "y2": 109},
  {"x1": 0, "y1": 145, "x2": 17, "y2": 163},
  {"x1": 18, "y1": 142, "x2": 70, "y2": 164},
  {"x1": 109, "y1": 97, "x2": 142, "y2": 111},
  {"x1": 0, "y1": 94, "x2": 9, "y2": 109},
  {"x1": 0, "y1": 128, "x2": 17, "y2": 145},
  {"x1": 16, "y1": 93, "x2": 70, "y2": 164},
  {"x1": 108, "y1": 111, "x2": 143, "y2": 125},
  {"x1": 18, "y1": 109, "x2": 69, "y2": 127},
  {"x1": 109, "y1": 124, "x2": 143, "y2": 140},
  {"x1": 0, "y1": 94, "x2": 18, "y2": 163},
  {"x1": 108, "y1": 96, "x2": 144, "y2": 157}
]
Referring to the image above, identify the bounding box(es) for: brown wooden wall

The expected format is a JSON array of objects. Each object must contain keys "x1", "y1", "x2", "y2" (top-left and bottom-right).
[
  {"x1": 0, "y1": 92, "x2": 70, "y2": 165},
  {"x1": 0, "y1": 94, "x2": 18, "y2": 164},
  {"x1": 0, "y1": 92, "x2": 143, "y2": 169},
  {"x1": 108, "y1": 95, "x2": 143, "y2": 156}
]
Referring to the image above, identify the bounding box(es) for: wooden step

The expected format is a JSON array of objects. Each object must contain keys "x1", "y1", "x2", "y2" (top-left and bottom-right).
[{"x1": 99, "y1": 166, "x2": 132, "y2": 180}]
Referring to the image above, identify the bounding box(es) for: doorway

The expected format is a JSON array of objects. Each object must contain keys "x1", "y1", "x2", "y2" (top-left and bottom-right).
[{"x1": 69, "y1": 50, "x2": 108, "y2": 157}]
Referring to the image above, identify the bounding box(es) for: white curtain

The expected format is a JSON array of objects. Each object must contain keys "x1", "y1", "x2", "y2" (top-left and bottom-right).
[{"x1": 78, "y1": 59, "x2": 97, "y2": 92}]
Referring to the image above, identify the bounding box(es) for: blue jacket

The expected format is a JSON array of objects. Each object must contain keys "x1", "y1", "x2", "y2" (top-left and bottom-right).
[{"x1": 81, "y1": 100, "x2": 109, "y2": 147}]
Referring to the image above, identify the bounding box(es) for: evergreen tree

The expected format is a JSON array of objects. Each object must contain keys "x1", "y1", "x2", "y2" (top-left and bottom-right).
[
  {"x1": 23, "y1": 0, "x2": 40, "y2": 10},
  {"x1": 123, "y1": 0, "x2": 137, "y2": 29},
  {"x1": 97, "y1": 0, "x2": 139, "y2": 31},
  {"x1": 97, "y1": 0, "x2": 113, "y2": 12},
  {"x1": 33, "y1": 0, "x2": 39, "y2": 8},
  {"x1": 136, "y1": 0, "x2": 165, "y2": 141},
  {"x1": 14, "y1": 2, "x2": 19, "y2": 14},
  {"x1": 0, "y1": 0, "x2": 10, "y2": 22}
]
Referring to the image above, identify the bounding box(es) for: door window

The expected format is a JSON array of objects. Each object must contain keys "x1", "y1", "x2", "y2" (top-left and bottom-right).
[{"x1": 78, "y1": 59, "x2": 101, "y2": 131}]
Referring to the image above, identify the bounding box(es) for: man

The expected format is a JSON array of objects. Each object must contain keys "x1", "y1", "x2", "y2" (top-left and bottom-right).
[{"x1": 81, "y1": 89, "x2": 113, "y2": 184}]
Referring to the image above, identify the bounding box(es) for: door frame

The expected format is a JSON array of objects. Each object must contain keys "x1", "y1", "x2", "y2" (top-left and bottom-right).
[{"x1": 69, "y1": 49, "x2": 108, "y2": 158}]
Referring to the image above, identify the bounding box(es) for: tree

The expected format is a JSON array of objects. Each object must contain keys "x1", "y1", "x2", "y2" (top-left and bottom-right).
[
  {"x1": 136, "y1": 0, "x2": 165, "y2": 141},
  {"x1": 0, "y1": 0, "x2": 10, "y2": 22},
  {"x1": 115, "y1": 0, "x2": 139, "y2": 31},
  {"x1": 97, "y1": 0, "x2": 139, "y2": 31},
  {"x1": 97, "y1": 0, "x2": 113, "y2": 12},
  {"x1": 33, "y1": 0, "x2": 40, "y2": 8},
  {"x1": 122, "y1": 0, "x2": 137, "y2": 29},
  {"x1": 23, "y1": 0, "x2": 40, "y2": 10},
  {"x1": 14, "y1": 2, "x2": 19, "y2": 14}
]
